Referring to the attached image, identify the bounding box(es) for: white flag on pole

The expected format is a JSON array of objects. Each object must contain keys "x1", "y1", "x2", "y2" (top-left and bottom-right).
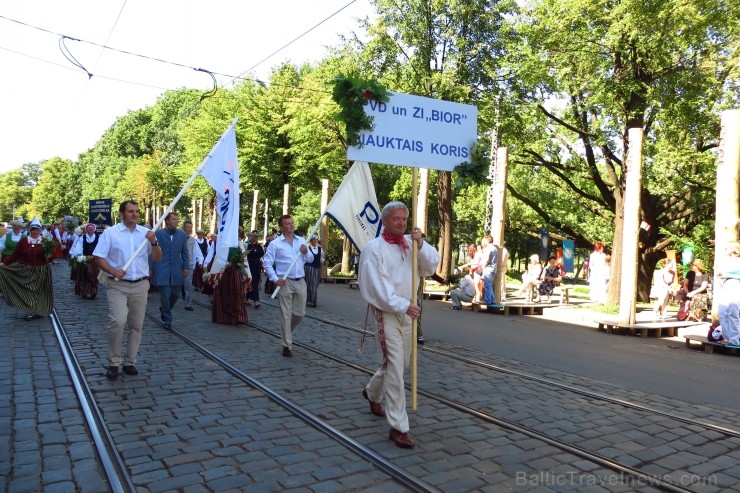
[
  {"x1": 200, "y1": 120, "x2": 240, "y2": 274},
  {"x1": 324, "y1": 161, "x2": 380, "y2": 252}
]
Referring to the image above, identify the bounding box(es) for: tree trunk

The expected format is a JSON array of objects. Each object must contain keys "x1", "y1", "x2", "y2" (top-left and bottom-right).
[
  {"x1": 437, "y1": 171, "x2": 453, "y2": 277},
  {"x1": 341, "y1": 237, "x2": 352, "y2": 273},
  {"x1": 607, "y1": 190, "x2": 624, "y2": 305},
  {"x1": 638, "y1": 250, "x2": 663, "y2": 302}
]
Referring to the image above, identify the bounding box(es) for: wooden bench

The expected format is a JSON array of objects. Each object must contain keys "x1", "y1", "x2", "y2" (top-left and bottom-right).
[
  {"x1": 558, "y1": 285, "x2": 574, "y2": 304},
  {"x1": 422, "y1": 280, "x2": 449, "y2": 301},
  {"x1": 471, "y1": 302, "x2": 552, "y2": 315},
  {"x1": 685, "y1": 335, "x2": 740, "y2": 354},
  {"x1": 515, "y1": 284, "x2": 574, "y2": 304},
  {"x1": 595, "y1": 318, "x2": 701, "y2": 338}
]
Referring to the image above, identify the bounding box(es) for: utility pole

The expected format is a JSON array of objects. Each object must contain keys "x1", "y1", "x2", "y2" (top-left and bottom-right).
[{"x1": 483, "y1": 126, "x2": 499, "y2": 236}]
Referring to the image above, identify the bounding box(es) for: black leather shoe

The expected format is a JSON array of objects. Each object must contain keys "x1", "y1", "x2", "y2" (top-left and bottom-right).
[
  {"x1": 184, "y1": 306, "x2": 194, "y2": 311},
  {"x1": 164, "y1": 324, "x2": 172, "y2": 330},
  {"x1": 122, "y1": 365, "x2": 138, "y2": 376},
  {"x1": 282, "y1": 347, "x2": 292, "y2": 357},
  {"x1": 106, "y1": 366, "x2": 119, "y2": 380}
]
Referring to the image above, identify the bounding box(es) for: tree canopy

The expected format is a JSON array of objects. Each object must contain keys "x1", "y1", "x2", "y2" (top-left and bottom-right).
[{"x1": 1, "y1": 0, "x2": 736, "y2": 297}]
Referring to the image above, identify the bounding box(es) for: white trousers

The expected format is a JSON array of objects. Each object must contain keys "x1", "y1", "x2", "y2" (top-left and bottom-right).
[{"x1": 366, "y1": 309, "x2": 412, "y2": 433}]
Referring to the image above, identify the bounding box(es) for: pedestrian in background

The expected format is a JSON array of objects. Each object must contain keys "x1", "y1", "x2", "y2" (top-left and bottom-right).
[
  {"x1": 93, "y1": 200, "x2": 161, "y2": 380},
  {"x1": 152, "y1": 212, "x2": 190, "y2": 329},
  {"x1": 245, "y1": 230, "x2": 265, "y2": 309},
  {"x1": 305, "y1": 234, "x2": 324, "y2": 307},
  {"x1": 717, "y1": 242, "x2": 740, "y2": 347},
  {"x1": 181, "y1": 220, "x2": 202, "y2": 312}
]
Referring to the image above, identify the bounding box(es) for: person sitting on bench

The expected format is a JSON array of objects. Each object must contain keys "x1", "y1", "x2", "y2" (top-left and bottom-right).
[
  {"x1": 537, "y1": 256, "x2": 562, "y2": 303},
  {"x1": 515, "y1": 254, "x2": 542, "y2": 302}
]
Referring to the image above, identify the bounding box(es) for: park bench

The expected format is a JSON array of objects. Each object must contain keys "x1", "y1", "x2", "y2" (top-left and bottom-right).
[
  {"x1": 471, "y1": 301, "x2": 557, "y2": 315},
  {"x1": 595, "y1": 318, "x2": 702, "y2": 338},
  {"x1": 323, "y1": 263, "x2": 356, "y2": 284},
  {"x1": 685, "y1": 335, "x2": 740, "y2": 354},
  {"x1": 422, "y1": 280, "x2": 449, "y2": 300},
  {"x1": 517, "y1": 283, "x2": 574, "y2": 304}
]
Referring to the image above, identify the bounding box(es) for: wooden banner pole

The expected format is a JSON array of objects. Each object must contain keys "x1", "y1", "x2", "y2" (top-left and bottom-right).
[{"x1": 411, "y1": 168, "x2": 419, "y2": 411}]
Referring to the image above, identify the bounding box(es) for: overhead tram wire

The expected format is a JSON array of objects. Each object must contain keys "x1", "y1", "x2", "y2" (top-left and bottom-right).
[
  {"x1": 230, "y1": 0, "x2": 358, "y2": 84},
  {"x1": 71, "y1": 0, "x2": 129, "y2": 109},
  {"x1": 0, "y1": 13, "x2": 335, "y2": 97}
]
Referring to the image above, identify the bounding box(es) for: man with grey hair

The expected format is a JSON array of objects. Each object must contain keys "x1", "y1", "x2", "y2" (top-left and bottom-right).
[{"x1": 359, "y1": 201, "x2": 440, "y2": 449}]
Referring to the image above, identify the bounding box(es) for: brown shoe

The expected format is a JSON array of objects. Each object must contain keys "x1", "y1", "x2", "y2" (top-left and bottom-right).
[
  {"x1": 389, "y1": 428, "x2": 415, "y2": 449},
  {"x1": 362, "y1": 388, "x2": 385, "y2": 417}
]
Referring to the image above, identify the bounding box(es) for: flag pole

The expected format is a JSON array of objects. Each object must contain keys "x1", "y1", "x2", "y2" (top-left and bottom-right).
[
  {"x1": 270, "y1": 214, "x2": 324, "y2": 299},
  {"x1": 411, "y1": 167, "x2": 419, "y2": 411},
  {"x1": 116, "y1": 118, "x2": 238, "y2": 276}
]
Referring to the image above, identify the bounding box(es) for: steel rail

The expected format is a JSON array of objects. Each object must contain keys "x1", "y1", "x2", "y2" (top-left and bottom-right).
[
  {"x1": 284, "y1": 301, "x2": 740, "y2": 439},
  {"x1": 49, "y1": 309, "x2": 136, "y2": 493},
  {"x1": 146, "y1": 311, "x2": 439, "y2": 493}
]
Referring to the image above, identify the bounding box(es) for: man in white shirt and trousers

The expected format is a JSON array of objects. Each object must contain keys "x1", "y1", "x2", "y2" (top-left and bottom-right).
[
  {"x1": 263, "y1": 214, "x2": 314, "y2": 357},
  {"x1": 359, "y1": 201, "x2": 440, "y2": 449}
]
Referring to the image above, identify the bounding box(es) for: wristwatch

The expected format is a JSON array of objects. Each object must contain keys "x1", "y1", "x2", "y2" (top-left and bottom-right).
[{"x1": 151, "y1": 241, "x2": 159, "y2": 246}]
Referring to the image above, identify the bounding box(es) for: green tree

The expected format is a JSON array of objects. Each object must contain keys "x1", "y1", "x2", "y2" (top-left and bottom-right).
[
  {"x1": 501, "y1": 0, "x2": 739, "y2": 300},
  {"x1": 0, "y1": 169, "x2": 33, "y2": 222},
  {"x1": 30, "y1": 157, "x2": 78, "y2": 218}
]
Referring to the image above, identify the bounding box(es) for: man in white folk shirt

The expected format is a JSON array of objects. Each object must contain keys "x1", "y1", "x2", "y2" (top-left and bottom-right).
[
  {"x1": 359, "y1": 201, "x2": 440, "y2": 449},
  {"x1": 263, "y1": 214, "x2": 314, "y2": 357}
]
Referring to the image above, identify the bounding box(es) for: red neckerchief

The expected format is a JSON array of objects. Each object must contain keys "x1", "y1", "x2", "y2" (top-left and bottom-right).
[{"x1": 382, "y1": 230, "x2": 408, "y2": 252}]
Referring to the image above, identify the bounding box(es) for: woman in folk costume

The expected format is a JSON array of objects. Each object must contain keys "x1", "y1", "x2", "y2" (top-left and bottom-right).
[
  {"x1": 62, "y1": 224, "x2": 77, "y2": 258},
  {"x1": 201, "y1": 233, "x2": 218, "y2": 298},
  {"x1": 192, "y1": 229, "x2": 209, "y2": 292},
  {"x1": 0, "y1": 218, "x2": 53, "y2": 320},
  {"x1": 49, "y1": 222, "x2": 65, "y2": 263},
  {"x1": 0, "y1": 220, "x2": 27, "y2": 262},
  {"x1": 69, "y1": 226, "x2": 83, "y2": 282},
  {"x1": 304, "y1": 234, "x2": 324, "y2": 307},
  {"x1": 68, "y1": 223, "x2": 101, "y2": 299},
  {"x1": 211, "y1": 231, "x2": 251, "y2": 325}
]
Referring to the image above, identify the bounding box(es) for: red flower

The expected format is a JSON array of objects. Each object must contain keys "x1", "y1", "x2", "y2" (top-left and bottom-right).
[{"x1": 361, "y1": 89, "x2": 373, "y2": 100}]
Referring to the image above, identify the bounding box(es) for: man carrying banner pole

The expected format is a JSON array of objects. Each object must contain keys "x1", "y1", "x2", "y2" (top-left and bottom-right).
[{"x1": 359, "y1": 200, "x2": 439, "y2": 448}]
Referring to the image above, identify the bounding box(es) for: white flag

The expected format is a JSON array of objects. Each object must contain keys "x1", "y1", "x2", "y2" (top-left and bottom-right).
[
  {"x1": 200, "y1": 120, "x2": 240, "y2": 274},
  {"x1": 324, "y1": 161, "x2": 380, "y2": 252}
]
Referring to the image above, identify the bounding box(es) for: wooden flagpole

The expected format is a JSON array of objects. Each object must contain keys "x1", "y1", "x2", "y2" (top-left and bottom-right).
[{"x1": 411, "y1": 167, "x2": 419, "y2": 411}]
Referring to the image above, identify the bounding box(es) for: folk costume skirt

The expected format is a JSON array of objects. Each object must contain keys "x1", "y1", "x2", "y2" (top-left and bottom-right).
[
  {"x1": 212, "y1": 264, "x2": 249, "y2": 325},
  {"x1": 0, "y1": 264, "x2": 53, "y2": 315}
]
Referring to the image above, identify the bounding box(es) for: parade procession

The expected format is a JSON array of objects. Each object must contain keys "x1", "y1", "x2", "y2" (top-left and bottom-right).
[{"x1": 2, "y1": 1, "x2": 740, "y2": 492}]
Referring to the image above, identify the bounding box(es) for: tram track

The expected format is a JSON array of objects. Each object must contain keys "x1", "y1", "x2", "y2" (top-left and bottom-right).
[
  {"x1": 143, "y1": 308, "x2": 438, "y2": 493},
  {"x1": 49, "y1": 308, "x2": 136, "y2": 493},
  {"x1": 223, "y1": 298, "x2": 738, "y2": 493},
  {"x1": 286, "y1": 300, "x2": 740, "y2": 438},
  {"x1": 44, "y1": 270, "x2": 736, "y2": 492}
]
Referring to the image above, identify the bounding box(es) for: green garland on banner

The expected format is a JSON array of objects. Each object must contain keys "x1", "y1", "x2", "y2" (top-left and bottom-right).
[
  {"x1": 453, "y1": 144, "x2": 489, "y2": 186},
  {"x1": 331, "y1": 75, "x2": 390, "y2": 147}
]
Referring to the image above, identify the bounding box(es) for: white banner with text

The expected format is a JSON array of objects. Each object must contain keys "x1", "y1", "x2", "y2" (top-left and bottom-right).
[{"x1": 347, "y1": 91, "x2": 478, "y2": 171}]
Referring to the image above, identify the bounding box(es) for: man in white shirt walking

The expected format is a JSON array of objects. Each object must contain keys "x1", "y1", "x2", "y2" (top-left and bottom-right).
[
  {"x1": 94, "y1": 201, "x2": 161, "y2": 380},
  {"x1": 263, "y1": 215, "x2": 313, "y2": 357}
]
